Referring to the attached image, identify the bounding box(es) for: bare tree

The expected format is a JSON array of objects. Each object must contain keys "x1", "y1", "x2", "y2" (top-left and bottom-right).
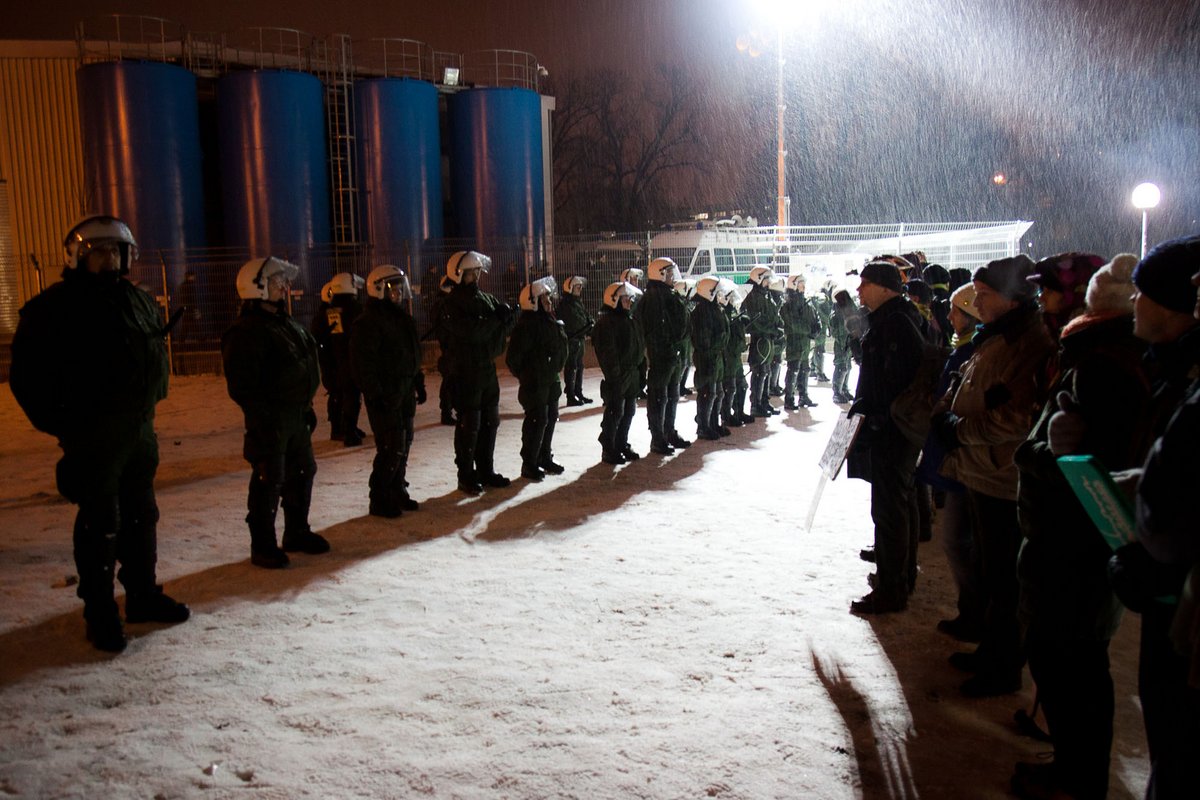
[{"x1": 551, "y1": 65, "x2": 702, "y2": 233}]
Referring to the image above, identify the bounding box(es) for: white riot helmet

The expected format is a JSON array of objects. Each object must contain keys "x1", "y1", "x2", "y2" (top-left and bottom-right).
[
  {"x1": 647, "y1": 257, "x2": 679, "y2": 285},
  {"x1": 786, "y1": 274, "x2": 808, "y2": 292},
  {"x1": 446, "y1": 250, "x2": 492, "y2": 283},
  {"x1": 64, "y1": 215, "x2": 138, "y2": 273},
  {"x1": 674, "y1": 277, "x2": 696, "y2": 297},
  {"x1": 717, "y1": 278, "x2": 739, "y2": 307},
  {"x1": 366, "y1": 264, "x2": 410, "y2": 301},
  {"x1": 619, "y1": 267, "x2": 644, "y2": 286},
  {"x1": 563, "y1": 275, "x2": 586, "y2": 295},
  {"x1": 695, "y1": 275, "x2": 721, "y2": 302},
  {"x1": 603, "y1": 281, "x2": 643, "y2": 309},
  {"x1": 748, "y1": 265, "x2": 775, "y2": 287},
  {"x1": 329, "y1": 271, "x2": 364, "y2": 296},
  {"x1": 519, "y1": 276, "x2": 558, "y2": 311},
  {"x1": 320, "y1": 281, "x2": 336, "y2": 304},
  {"x1": 236, "y1": 256, "x2": 299, "y2": 301},
  {"x1": 768, "y1": 275, "x2": 786, "y2": 292}
]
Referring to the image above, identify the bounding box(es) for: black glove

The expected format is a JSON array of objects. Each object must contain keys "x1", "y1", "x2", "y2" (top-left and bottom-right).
[
  {"x1": 1109, "y1": 543, "x2": 1182, "y2": 613},
  {"x1": 983, "y1": 382, "x2": 1012, "y2": 410},
  {"x1": 932, "y1": 410, "x2": 962, "y2": 451},
  {"x1": 304, "y1": 407, "x2": 318, "y2": 433},
  {"x1": 415, "y1": 375, "x2": 427, "y2": 405}
]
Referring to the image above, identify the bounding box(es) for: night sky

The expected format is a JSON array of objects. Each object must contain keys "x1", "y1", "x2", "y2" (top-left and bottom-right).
[{"x1": 7, "y1": 0, "x2": 1199, "y2": 256}]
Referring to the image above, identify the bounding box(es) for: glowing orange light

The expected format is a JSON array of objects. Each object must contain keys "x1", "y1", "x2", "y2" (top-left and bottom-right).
[{"x1": 992, "y1": 172, "x2": 1007, "y2": 186}]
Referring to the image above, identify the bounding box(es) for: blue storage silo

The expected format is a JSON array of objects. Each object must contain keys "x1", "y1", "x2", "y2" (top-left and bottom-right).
[
  {"x1": 77, "y1": 61, "x2": 206, "y2": 289},
  {"x1": 354, "y1": 77, "x2": 443, "y2": 270},
  {"x1": 448, "y1": 87, "x2": 545, "y2": 252},
  {"x1": 216, "y1": 70, "x2": 331, "y2": 285}
]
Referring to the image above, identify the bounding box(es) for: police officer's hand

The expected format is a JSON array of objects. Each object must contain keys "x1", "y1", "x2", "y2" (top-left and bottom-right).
[
  {"x1": 304, "y1": 407, "x2": 318, "y2": 433},
  {"x1": 932, "y1": 410, "x2": 962, "y2": 451},
  {"x1": 1047, "y1": 391, "x2": 1086, "y2": 455}
]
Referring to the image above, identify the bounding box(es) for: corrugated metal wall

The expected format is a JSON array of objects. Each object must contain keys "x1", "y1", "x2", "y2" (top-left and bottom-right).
[{"x1": 0, "y1": 45, "x2": 84, "y2": 328}]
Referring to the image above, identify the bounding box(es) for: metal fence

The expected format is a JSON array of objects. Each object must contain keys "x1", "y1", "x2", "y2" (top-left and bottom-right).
[{"x1": 16, "y1": 221, "x2": 1031, "y2": 378}]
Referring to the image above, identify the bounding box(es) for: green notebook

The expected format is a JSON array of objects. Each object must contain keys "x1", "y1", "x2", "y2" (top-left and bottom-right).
[{"x1": 1057, "y1": 455, "x2": 1136, "y2": 551}]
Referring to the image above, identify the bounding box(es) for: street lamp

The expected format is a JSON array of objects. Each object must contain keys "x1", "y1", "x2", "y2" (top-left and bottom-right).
[
  {"x1": 1131, "y1": 182, "x2": 1161, "y2": 259},
  {"x1": 737, "y1": 29, "x2": 789, "y2": 234}
]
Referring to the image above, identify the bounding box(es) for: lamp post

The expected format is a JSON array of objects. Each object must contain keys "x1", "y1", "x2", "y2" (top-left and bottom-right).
[
  {"x1": 1131, "y1": 182, "x2": 1161, "y2": 259},
  {"x1": 737, "y1": 29, "x2": 789, "y2": 234}
]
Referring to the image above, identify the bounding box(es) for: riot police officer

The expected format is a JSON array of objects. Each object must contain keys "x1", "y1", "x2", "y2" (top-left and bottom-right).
[
  {"x1": 442, "y1": 250, "x2": 516, "y2": 494},
  {"x1": 350, "y1": 266, "x2": 425, "y2": 517},
  {"x1": 222, "y1": 257, "x2": 328, "y2": 569},
  {"x1": 11, "y1": 215, "x2": 189, "y2": 651}
]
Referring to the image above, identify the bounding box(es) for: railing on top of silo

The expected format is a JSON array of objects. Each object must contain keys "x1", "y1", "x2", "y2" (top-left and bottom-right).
[
  {"x1": 354, "y1": 38, "x2": 436, "y2": 82},
  {"x1": 461, "y1": 50, "x2": 545, "y2": 92},
  {"x1": 76, "y1": 14, "x2": 186, "y2": 66},
  {"x1": 222, "y1": 27, "x2": 320, "y2": 73}
]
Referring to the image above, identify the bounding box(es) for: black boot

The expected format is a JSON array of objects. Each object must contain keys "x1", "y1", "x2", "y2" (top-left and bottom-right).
[
  {"x1": 664, "y1": 386, "x2": 691, "y2": 448},
  {"x1": 75, "y1": 501, "x2": 127, "y2": 651},
  {"x1": 694, "y1": 387, "x2": 718, "y2": 440},
  {"x1": 647, "y1": 388, "x2": 673, "y2": 454},
  {"x1": 125, "y1": 585, "x2": 190, "y2": 624},
  {"x1": 250, "y1": 530, "x2": 289, "y2": 569},
  {"x1": 538, "y1": 408, "x2": 565, "y2": 475}
]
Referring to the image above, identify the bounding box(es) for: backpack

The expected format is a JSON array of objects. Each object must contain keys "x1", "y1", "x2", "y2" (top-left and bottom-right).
[{"x1": 890, "y1": 317, "x2": 950, "y2": 447}]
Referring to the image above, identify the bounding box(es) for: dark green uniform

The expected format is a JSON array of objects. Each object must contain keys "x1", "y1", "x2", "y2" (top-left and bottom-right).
[
  {"x1": 222, "y1": 300, "x2": 322, "y2": 562},
  {"x1": 556, "y1": 292, "x2": 594, "y2": 405},
  {"x1": 722, "y1": 302, "x2": 752, "y2": 425},
  {"x1": 444, "y1": 281, "x2": 515, "y2": 488},
  {"x1": 781, "y1": 288, "x2": 818, "y2": 408},
  {"x1": 809, "y1": 288, "x2": 833, "y2": 381},
  {"x1": 350, "y1": 296, "x2": 424, "y2": 516},
  {"x1": 742, "y1": 283, "x2": 783, "y2": 416},
  {"x1": 592, "y1": 304, "x2": 646, "y2": 462},
  {"x1": 830, "y1": 293, "x2": 859, "y2": 402},
  {"x1": 11, "y1": 268, "x2": 171, "y2": 641},
  {"x1": 632, "y1": 281, "x2": 691, "y2": 451},
  {"x1": 506, "y1": 308, "x2": 569, "y2": 477},
  {"x1": 310, "y1": 293, "x2": 362, "y2": 442},
  {"x1": 690, "y1": 295, "x2": 730, "y2": 438}
]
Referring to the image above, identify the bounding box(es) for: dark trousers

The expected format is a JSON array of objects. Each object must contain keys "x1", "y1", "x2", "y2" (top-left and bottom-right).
[
  {"x1": 564, "y1": 339, "x2": 585, "y2": 400},
  {"x1": 1027, "y1": 629, "x2": 1113, "y2": 799},
  {"x1": 365, "y1": 402, "x2": 414, "y2": 513},
  {"x1": 61, "y1": 419, "x2": 162, "y2": 614},
  {"x1": 520, "y1": 401, "x2": 559, "y2": 468},
  {"x1": 454, "y1": 370, "x2": 501, "y2": 479},
  {"x1": 1140, "y1": 602, "x2": 1200, "y2": 800},
  {"x1": 244, "y1": 414, "x2": 316, "y2": 548},
  {"x1": 600, "y1": 392, "x2": 637, "y2": 455},
  {"x1": 967, "y1": 489, "x2": 1025, "y2": 676},
  {"x1": 940, "y1": 490, "x2": 984, "y2": 625},
  {"x1": 869, "y1": 434, "x2": 921, "y2": 602}
]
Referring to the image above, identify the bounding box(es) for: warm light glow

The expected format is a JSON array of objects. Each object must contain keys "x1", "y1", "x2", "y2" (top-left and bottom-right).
[
  {"x1": 746, "y1": 0, "x2": 837, "y2": 29},
  {"x1": 992, "y1": 172, "x2": 1007, "y2": 186},
  {"x1": 1131, "y1": 182, "x2": 1161, "y2": 210}
]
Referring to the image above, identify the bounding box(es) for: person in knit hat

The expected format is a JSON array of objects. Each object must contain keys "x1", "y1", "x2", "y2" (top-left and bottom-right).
[
  {"x1": 1028, "y1": 252, "x2": 1105, "y2": 338},
  {"x1": 932, "y1": 252, "x2": 1055, "y2": 697},
  {"x1": 845, "y1": 257, "x2": 928, "y2": 615},
  {"x1": 948, "y1": 267, "x2": 973, "y2": 292},
  {"x1": 922, "y1": 282, "x2": 985, "y2": 644},
  {"x1": 1086, "y1": 253, "x2": 1138, "y2": 314},
  {"x1": 1105, "y1": 234, "x2": 1200, "y2": 799},
  {"x1": 971, "y1": 254, "x2": 1038, "y2": 302},
  {"x1": 1010, "y1": 249, "x2": 1150, "y2": 799}
]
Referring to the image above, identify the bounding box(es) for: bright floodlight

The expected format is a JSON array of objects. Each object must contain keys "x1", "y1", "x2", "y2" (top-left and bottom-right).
[
  {"x1": 746, "y1": 0, "x2": 833, "y2": 29},
  {"x1": 1132, "y1": 182, "x2": 1161, "y2": 210}
]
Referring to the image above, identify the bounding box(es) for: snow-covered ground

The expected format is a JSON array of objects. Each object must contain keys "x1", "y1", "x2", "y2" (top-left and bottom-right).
[{"x1": 0, "y1": 363, "x2": 1149, "y2": 799}]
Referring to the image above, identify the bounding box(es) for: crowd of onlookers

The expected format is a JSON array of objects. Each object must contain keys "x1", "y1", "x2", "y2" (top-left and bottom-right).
[
  {"x1": 11, "y1": 213, "x2": 1199, "y2": 798},
  {"x1": 844, "y1": 243, "x2": 1200, "y2": 800}
]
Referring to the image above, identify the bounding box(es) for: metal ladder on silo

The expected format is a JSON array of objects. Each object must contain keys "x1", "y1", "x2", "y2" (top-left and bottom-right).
[{"x1": 324, "y1": 34, "x2": 360, "y2": 254}]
